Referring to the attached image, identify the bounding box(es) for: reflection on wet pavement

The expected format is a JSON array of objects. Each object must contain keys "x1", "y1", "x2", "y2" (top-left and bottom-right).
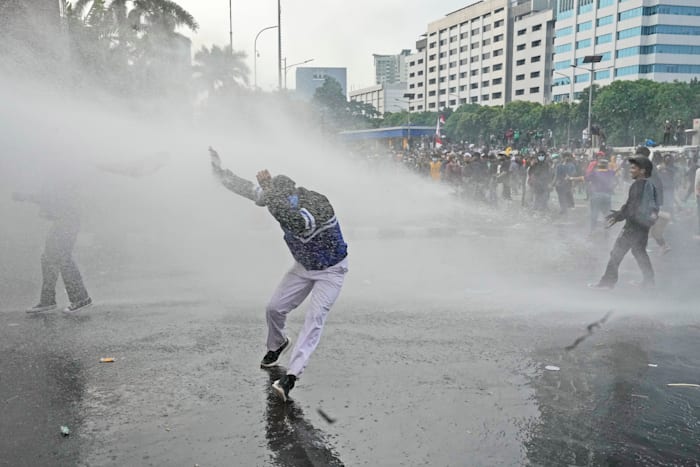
[
  {"x1": 264, "y1": 367, "x2": 344, "y2": 467},
  {"x1": 526, "y1": 319, "x2": 700, "y2": 465}
]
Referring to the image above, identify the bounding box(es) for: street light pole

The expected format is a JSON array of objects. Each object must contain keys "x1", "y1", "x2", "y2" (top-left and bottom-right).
[
  {"x1": 574, "y1": 54, "x2": 602, "y2": 156},
  {"x1": 228, "y1": 0, "x2": 233, "y2": 52},
  {"x1": 277, "y1": 0, "x2": 282, "y2": 91},
  {"x1": 283, "y1": 58, "x2": 314, "y2": 90},
  {"x1": 254, "y1": 25, "x2": 278, "y2": 89}
]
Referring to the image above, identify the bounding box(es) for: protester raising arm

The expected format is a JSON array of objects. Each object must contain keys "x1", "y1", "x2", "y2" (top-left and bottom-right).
[{"x1": 209, "y1": 147, "x2": 265, "y2": 205}]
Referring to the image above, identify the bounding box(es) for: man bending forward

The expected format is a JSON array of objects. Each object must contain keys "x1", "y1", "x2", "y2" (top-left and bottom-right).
[{"x1": 209, "y1": 148, "x2": 348, "y2": 401}]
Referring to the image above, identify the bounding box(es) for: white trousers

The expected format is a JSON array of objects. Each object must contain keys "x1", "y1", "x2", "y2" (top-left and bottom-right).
[{"x1": 266, "y1": 257, "x2": 348, "y2": 377}]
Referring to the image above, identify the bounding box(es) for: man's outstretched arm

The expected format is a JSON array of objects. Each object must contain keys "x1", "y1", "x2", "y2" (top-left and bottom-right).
[{"x1": 209, "y1": 147, "x2": 265, "y2": 205}]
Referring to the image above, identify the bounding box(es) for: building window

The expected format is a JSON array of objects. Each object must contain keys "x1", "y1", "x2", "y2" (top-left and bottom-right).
[
  {"x1": 450, "y1": 36, "x2": 458, "y2": 43},
  {"x1": 574, "y1": 73, "x2": 589, "y2": 83},
  {"x1": 428, "y1": 66, "x2": 436, "y2": 73},
  {"x1": 482, "y1": 38, "x2": 491, "y2": 46},
  {"x1": 471, "y1": 69, "x2": 478, "y2": 76},
  {"x1": 409, "y1": 72, "x2": 415, "y2": 78},
  {"x1": 449, "y1": 61, "x2": 457, "y2": 68},
  {"x1": 482, "y1": 94, "x2": 490, "y2": 101},
  {"x1": 482, "y1": 52, "x2": 491, "y2": 59},
  {"x1": 530, "y1": 71, "x2": 540, "y2": 78},
  {"x1": 450, "y1": 74, "x2": 457, "y2": 81},
  {"x1": 460, "y1": 32, "x2": 468, "y2": 39},
  {"x1": 460, "y1": 72, "x2": 467, "y2": 78},
  {"x1": 409, "y1": 61, "x2": 415, "y2": 67},
  {"x1": 482, "y1": 66, "x2": 490, "y2": 73},
  {"x1": 429, "y1": 78, "x2": 436, "y2": 84},
  {"x1": 472, "y1": 28, "x2": 479, "y2": 35},
  {"x1": 439, "y1": 52, "x2": 446, "y2": 58},
  {"x1": 450, "y1": 48, "x2": 457, "y2": 56},
  {"x1": 482, "y1": 80, "x2": 489, "y2": 87},
  {"x1": 483, "y1": 25, "x2": 491, "y2": 32},
  {"x1": 516, "y1": 74, "x2": 525, "y2": 81},
  {"x1": 439, "y1": 39, "x2": 446, "y2": 46},
  {"x1": 471, "y1": 42, "x2": 479, "y2": 49},
  {"x1": 597, "y1": 15, "x2": 613, "y2": 26},
  {"x1": 459, "y1": 85, "x2": 467, "y2": 91},
  {"x1": 493, "y1": 77, "x2": 502, "y2": 84},
  {"x1": 595, "y1": 70, "x2": 611, "y2": 80},
  {"x1": 576, "y1": 39, "x2": 591, "y2": 49},
  {"x1": 518, "y1": 28, "x2": 526, "y2": 36},
  {"x1": 530, "y1": 86, "x2": 540, "y2": 93},
  {"x1": 428, "y1": 103, "x2": 436, "y2": 109},
  {"x1": 460, "y1": 58, "x2": 468, "y2": 65},
  {"x1": 554, "y1": 60, "x2": 572, "y2": 70},
  {"x1": 556, "y1": 26, "x2": 573, "y2": 37},
  {"x1": 555, "y1": 43, "x2": 573, "y2": 54},
  {"x1": 517, "y1": 43, "x2": 526, "y2": 51},
  {"x1": 470, "y1": 97, "x2": 478, "y2": 103},
  {"x1": 418, "y1": 82, "x2": 423, "y2": 87},
  {"x1": 417, "y1": 70, "x2": 424, "y2": 76},
  {"x1": 439, "y1": 89, "x2": 446, "y2": 94},
  {"x1": 493, "y1": 49, "x2": 503, "y2": 57},
  {"x1": 515, "y1": 89, "x2": 525, "y2": 96},
  {"x1": 596, "y1": 33, "x2": 612, "y2": 45},
  {"x1": 449, "y1": 87, "x2": 457, "y2": 93},
  {"x1": 492, "y1": 92, "x2": 502, "y2": 99},
  {"x1": 531, "y1": 55, "x2": 541, "y2": 63},
  {"x1": 577, "y1": 21, "x2": 592, "y2": 32},
  {"x1": 532, "y1": 24, "x2": 542, "y2": 32},
  {"x1": 439, "y1": 77, "x2": 446, "y2": 83},
  {"x1": 429, "y1": 90, "x2": 436, "y2": 96},
  {"x1": 494, "y1": 34, "x2": 504, "y2": 43},
  {"x1": 429, "y1": 54, "x2": 436, "y2": 61},
  {"x1": 516, "y1": 59, "x2": 526, "y2": 66},
  {"x1": 417, "y1": 59, "x2": 424, "y2": 64},
  {"x1": 471, "y1": 55, "x2": 479, "y2": 62},
  {"x1": 494, "y1": 20, "x2": 504, "y2": 28},
  {"x1": 460, "y1": 46, "x2": 468, "y2": 52},
  {"x1": 409, "y1": 84, "x2": 415, "y2": 89},
  {"x1": 429, "y1": 42, "x2": 436, "y2": 49},
  {"x1": 532, "y1": 40, "x2": 542, "y2": 47},
  {"x1": 471, "y1": 83, "x2": 478, "y2": 89},
  {"x1": 598, "y1": 0, "x2": 613, "y2": 8}
]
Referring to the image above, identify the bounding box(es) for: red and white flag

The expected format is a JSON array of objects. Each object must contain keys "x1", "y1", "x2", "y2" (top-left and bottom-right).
[{"x1": 435, "y1": 114, "x2": 446, "y2": 148}]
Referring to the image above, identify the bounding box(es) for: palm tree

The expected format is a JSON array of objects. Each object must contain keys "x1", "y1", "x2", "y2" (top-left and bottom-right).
[{"x1": 193, "y1": 45, "x2": 250, "y2": 95}]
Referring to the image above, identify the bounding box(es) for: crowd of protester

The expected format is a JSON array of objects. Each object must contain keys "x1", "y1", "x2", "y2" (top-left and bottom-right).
[{"x1": 352, "y1": 134, "x2": 700, "y2": 241}]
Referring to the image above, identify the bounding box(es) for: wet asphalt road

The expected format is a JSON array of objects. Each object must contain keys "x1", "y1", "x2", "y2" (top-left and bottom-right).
[{"x1": 1, "y1": 205, "x2": 700, "y2": 466}]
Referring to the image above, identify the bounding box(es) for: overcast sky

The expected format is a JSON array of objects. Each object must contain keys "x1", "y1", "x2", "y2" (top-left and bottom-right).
[{"x1": 177, "y1": 0, "x2": 473, "y2": 91}]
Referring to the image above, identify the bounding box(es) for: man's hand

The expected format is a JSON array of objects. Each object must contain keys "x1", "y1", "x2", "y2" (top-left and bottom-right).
[
  {"x1": 257, "y1": 170, "x2": 273, "y2": 191},
  {"x1": 208, "y1": 146, "x2": 222, "y2": 170},
  {"x1": 605, "y1": 210, "x2": 618, "y2": 228}
]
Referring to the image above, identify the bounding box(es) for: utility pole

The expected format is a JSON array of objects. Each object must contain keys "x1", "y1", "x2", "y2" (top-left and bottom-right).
[
  {"x1": 277, "y1": 0, "x2": 282, "y2": 90},
  {"x1": 228, "y1": 0, "x2": 233, "y2": 52}
]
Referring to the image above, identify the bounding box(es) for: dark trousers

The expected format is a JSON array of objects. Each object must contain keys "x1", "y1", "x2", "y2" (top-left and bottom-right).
[
  {"x1": 600, "y1": 225, "x2": 654, "y2": 286},
  {"x1": 556, "y1": 185, "x2": 574, "y2": 212},
  {"x1": 533, "y1": 188, "x2": 549, "y2": 211},
  {"x1": 40, "y1": 221, "x2": 89, "y2": 305}
]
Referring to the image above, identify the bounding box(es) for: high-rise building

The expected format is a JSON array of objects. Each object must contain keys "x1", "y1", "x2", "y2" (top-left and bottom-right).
[
  {"x1": 511, "y1": 1, "x2": 556, "y2": 103},
  {"x1": 551, "y1": 0, "x2": 700, "y2": 103},
  {"x1": 373, "y1": 50, "x2": 412, "y2": 84},
  {"x1": 409, "y1": 0, "x2": 533, "y2": 111}
]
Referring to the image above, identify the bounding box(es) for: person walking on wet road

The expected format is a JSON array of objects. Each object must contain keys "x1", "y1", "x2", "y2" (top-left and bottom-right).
[
  {"x1": 590, "y1": 156, "x2": 658, "y2": 289},
  {"x1": 12, "y1": 182, "x2": 93, "y2": 314},
  {"x1": 208, "y1": 148, "x2": 349, "y2": 401}
]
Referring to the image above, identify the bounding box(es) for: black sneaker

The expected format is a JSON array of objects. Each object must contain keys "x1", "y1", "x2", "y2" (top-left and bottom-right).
[
  {"x1": 260, "y1": 338, "x2": 291, "y2": 368},
  {"x1": 63, "y1": 297, "x2": 93, "y2": 314},
  {"x1": 272, "y1": 374, "x2": 296, "y2": 402},
  {"x1": 26, "y1": 302, "x2": 57, "y2": 313}
]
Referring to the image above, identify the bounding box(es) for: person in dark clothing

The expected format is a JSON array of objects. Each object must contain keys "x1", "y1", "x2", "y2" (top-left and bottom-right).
[
  {"x1": 590, "y1": 156, "x2": 658, "y2": 289},
  {"x1": 553, "y1": 154, "x2": 577, "y2": 215},
  {"x1": 208, "y1": 147, "x2": 348, "y2": 402},
  {"x1": 529, "y1": 152, "x2": 551, "y2": 212},
  {"x1": 662, "y1": 120, "x2": 672, "y2": 146},
  {"x1": 12, "y1": 183, "x2": 92, "y2": 313}
]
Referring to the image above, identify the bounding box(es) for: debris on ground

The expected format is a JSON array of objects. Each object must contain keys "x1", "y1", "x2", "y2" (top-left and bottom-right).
[
  {"x1": 100, "y1": 357, "x2": 115, "y2": 363},
  {"x1": 60, "y1": 426, "x2": 70, "y2": 437},
  {"x1": 317, "y1": 408, "x2": 337, "y2": 424},
  {"x1": 545, "y1": 365, "x2": 560, "y2": 371}
]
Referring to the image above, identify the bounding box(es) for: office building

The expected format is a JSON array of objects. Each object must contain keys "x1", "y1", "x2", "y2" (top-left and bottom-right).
[
  {"x1": 349, "y1": 82, "x2": 408, "y2": 115},
  {"x1": 373, "y1": 50, "x2": 412, "y2": 84},
  {"x1": 551, "y1": 0, "x2": 700, "y2": 102}
]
